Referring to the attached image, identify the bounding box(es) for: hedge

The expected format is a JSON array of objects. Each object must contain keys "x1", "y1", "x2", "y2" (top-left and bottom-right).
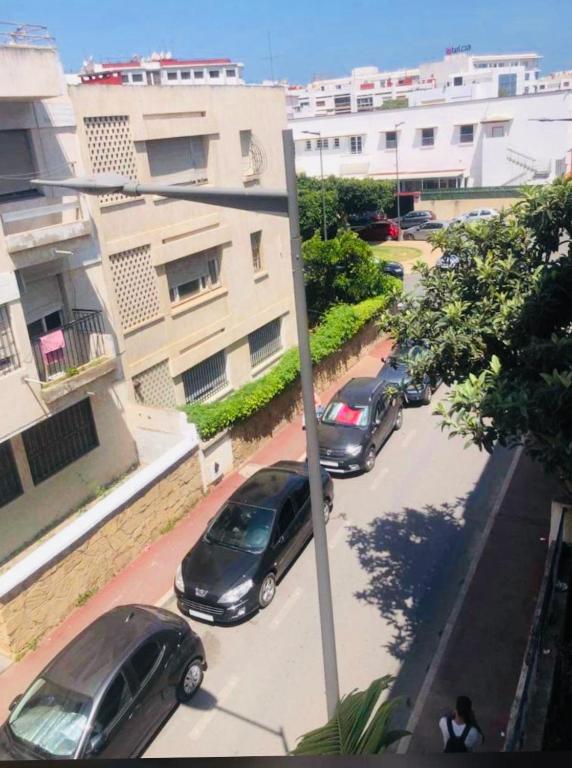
[{"x1": 184, "y1": 286, "x2": 400, "y2": 440}]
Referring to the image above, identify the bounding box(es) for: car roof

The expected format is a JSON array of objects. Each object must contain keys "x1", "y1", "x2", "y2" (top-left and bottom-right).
[
  {"x1": 335, "y1": 377, "x2": 384, "y2": 405},
  {"x1": 228, "y1": 463, "x2": 305, "y2": 511},
  {"x1": 42, "y1": 605, "x2": 185, "y2": 699}
]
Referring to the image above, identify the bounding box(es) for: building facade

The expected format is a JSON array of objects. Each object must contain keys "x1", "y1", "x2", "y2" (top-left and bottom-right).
[{"x1": 291, "y1": 90, "x2": 572, "y2": 196}]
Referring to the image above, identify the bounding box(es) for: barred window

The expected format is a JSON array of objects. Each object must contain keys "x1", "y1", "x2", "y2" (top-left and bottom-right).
[
  {"x1": 183, "y1": 350, "x2": 228, "y2": 404},
  {"x1": 249, "y1": 318, "x2": 282, "y2": 368},
  {"x1": 0, "y1": 440, "x2": 22, "y2": 508},
  {"x1": 250, "y1": 231, "x2": 263, "y2": 273},
  {"x1": 22, "y1": 399, "x2": 98, "y2": 485},
  {"x1": 0, "y1": 304, "x2": 20, "y2": 376}
]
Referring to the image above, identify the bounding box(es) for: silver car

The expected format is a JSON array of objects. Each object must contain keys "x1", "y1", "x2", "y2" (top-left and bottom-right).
[
  {"x1": 403, "y1": 220, "x2": 449, "y2": 241},
  {"x1": 452, "y1": 207, "x2": 499, "y2": 223}
]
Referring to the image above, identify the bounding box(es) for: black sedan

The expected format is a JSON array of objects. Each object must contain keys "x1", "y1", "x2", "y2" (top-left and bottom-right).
[
  {"x1": 380, "y1": 260, "x2": 404, "y2": 280},
  {"x1": 377, "y1": 341, "x2": 439, "y2": 405},
  {"x1": 317, "y1": 377, "x2": 403, "y2": 474},
  {"x1": 0, "y1": 605, "x2": 206, "y2": 760},
  {"x1": 175, "y1": 461, "x2": 333, "y2": 624}
]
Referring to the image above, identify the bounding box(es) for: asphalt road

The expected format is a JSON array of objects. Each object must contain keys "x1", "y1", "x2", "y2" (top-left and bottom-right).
[{"x1": 144, "y1": 389, "x2": 513, "y2": 758}]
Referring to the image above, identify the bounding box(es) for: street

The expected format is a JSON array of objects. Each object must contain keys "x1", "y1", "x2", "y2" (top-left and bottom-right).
[{"x1": 145, "y1": 388, "x2": 513, "y2": 758}]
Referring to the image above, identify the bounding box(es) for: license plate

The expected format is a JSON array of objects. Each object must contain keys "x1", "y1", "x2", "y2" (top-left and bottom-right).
[
  {"x1": 187, "y1": 609, "x2": 214, "y2": 622},
  {"x1": 320, "y1": 460, "x2": 339, "y2": 467}
]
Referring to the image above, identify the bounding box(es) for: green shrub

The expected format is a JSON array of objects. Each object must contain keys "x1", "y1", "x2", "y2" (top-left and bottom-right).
[{"x1": 185, "y1": 288, "x2": 400, "y2": 440}]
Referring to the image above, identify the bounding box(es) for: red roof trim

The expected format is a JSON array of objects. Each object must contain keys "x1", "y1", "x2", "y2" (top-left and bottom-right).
[{"x1": 159, "y1": 58, "x2": 232, "y2": 66}]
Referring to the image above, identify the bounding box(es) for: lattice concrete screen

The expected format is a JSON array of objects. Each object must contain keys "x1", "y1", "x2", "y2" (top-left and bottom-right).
[
  {"x1": 133, "y1": 360, "x2": 177, "y2": 409},
  {"x1": 109, "y1": 245, "x2": 161, "y2": 331},
  {"x1": 83, "y1": 115, "x2": 138, "y2": 204}
]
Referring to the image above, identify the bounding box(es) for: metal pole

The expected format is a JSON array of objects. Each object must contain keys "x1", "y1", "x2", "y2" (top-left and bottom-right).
[
  {"x1": 395, "y1": 130, "x2": 401, "y2": 241},
  {"x1": 318, "y1": 139, "x2": 327, "y2": 241},
  {"x1": 282, "y1": 129, "x2": 340, "y2": 718}
]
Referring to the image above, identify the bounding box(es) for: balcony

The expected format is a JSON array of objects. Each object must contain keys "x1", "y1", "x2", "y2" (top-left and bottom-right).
[
  {"x1": 0, "y1": 24, "x2": 62, "y2": 100},
  {"x1": 0, "y1": 192, "x2": 91, "y2": 254},
  {"x1": 30, "y1": 309, "x2": 116, "y2": 403}
]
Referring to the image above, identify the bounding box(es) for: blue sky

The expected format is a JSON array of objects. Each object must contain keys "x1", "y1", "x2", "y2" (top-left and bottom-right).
[{"x1": 3, "y1": 0, "x2": 571, "y2": 82}]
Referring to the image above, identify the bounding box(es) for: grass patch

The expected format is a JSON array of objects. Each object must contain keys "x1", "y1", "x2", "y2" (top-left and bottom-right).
[
  {"x1": 75, "y1": 588, "x2": 97, "y2": 607},
  {"x1": 370, "y1": 244, "x2": 423, "y2": 263}
]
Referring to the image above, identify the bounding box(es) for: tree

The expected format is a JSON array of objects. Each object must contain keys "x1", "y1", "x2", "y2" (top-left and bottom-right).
[
  {"x1": 291, "y1": 676, "x2": 408, "y2": 755},
  {"x1": 335, "y1": 177, "x2": 396, "y2": 221},
  {"x1": 297, "y1": 176, "x2": 341, "y2": 241},
  {"x1": 387, "y1": 178, "x2": 572, "y2": 492},
  {"x1": 303, "y1": 230, "x2": 398, "y2": 318}
]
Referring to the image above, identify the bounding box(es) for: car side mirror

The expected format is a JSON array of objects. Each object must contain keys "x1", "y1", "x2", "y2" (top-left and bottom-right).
[
  {"x1": 87, "y1": 731, "x2": 108, "y2": 756},
  {"x1": 8, "y1": 694, "x2": 22, "y2": 713},
  {"x1": 380, "y1": 356, "x2": 386, "y2": 363}
]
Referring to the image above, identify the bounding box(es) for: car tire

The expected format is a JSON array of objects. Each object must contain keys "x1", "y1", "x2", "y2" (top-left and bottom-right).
[
  {"x1": 323, "y1": 498, "x2": 332, "y2": 525},
  {"x1": 258, "y1": 573, "x2": 276, "y2": 609},
  {"x1": 422, "y1": 384, "x2": 432, "y2": 405},
  {"x1": 363, "y1": 445, "x2": 376, "y2": 473},
  {"x1": 394, "y1": 407, "x2": 404, "y2": 431},
  {"x1": 177, "y1": 658, "x2": 204, "y2": 703}
]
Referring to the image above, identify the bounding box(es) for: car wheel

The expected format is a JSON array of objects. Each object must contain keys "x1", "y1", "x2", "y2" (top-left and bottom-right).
[
  {"x1": 177, "y1": 658, "x2": 204, "y2": 703},
  {"x1": 422, "y1": 384, "x2": 432, "y2": 405},
  {"x1": 394, "y1": 407, "x2": 403, "y2": 431},
  {"x1": 323, "y1": 498, "x2": 332, "y2": 525},
  {"x1": 363, "y1": 445, "x2": 376, "y2": 473},
  {"x1": 259, "y1": 573, "x2": 276, "y2": 609}
]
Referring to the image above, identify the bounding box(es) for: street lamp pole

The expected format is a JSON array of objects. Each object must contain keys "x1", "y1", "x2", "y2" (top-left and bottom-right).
[
  {"x1": 395, "y1": 121, "x2": 404, "y2": 241},
  {"x1": 303, "y1": 130, "x2": 328, "y2": 241},
  {"x1": 32, "y1": 128, "x2": 341, "y2": 718}
]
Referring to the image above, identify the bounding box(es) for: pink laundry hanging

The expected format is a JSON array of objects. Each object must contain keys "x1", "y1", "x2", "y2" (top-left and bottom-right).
[{"x1": 39, "y1": 329, "x2": 65, "y2": 364}]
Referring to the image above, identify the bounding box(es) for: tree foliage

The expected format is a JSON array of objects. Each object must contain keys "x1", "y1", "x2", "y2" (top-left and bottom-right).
[
  {"x1": 298, "y1": 175, "x2": 395, "y2": 240},
  {"x1": 387, "y1": 178, "x2": 572, "y2": 491},
  {"x1": 291, "y1": 676, "x2": 408, "y2": 755},
  {"x1": 303, "y1": 230, "x2": 400, "y2": 318}
]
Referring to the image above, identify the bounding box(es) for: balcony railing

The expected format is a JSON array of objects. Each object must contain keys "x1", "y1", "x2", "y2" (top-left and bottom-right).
[
  {"x1": 31, "y1": 309, "x2": 106, "y2": 384},
  {"x1": 0, "y1": 191, "x2": 84, "y2": 237}
]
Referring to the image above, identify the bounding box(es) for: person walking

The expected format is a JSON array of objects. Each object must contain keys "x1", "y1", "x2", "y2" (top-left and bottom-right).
[{"x1": 439, "y1": 696, "x2": 484, "y2": 753}]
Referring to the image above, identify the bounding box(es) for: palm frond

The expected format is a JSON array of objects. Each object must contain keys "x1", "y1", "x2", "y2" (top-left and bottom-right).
[{"x1": 291, "y1": 676, "x2": 409, "y2": 755}]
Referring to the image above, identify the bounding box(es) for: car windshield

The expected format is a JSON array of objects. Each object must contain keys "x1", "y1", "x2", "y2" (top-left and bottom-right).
[
  {"x1": 8, "y1": 677, "x2": 91, "y2": 758},
  {"x1": 389, "y1": 345, "x2": 423, "y2": 366},
  {"x1": 206, "y1": 503, "x2": 275, "y2": 553},
  {"x1": 321, "y1": 401, "x2": 369, "y2": 427}
]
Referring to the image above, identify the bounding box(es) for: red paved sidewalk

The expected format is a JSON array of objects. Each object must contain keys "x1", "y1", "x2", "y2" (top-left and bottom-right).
[{"x1": 0, "y1": 337, "x2": 393, "y2": 721}]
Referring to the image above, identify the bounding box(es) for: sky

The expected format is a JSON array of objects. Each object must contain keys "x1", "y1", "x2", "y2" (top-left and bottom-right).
[{"x1": 2, "y1": 0, "x2": 571, "y2": 82}]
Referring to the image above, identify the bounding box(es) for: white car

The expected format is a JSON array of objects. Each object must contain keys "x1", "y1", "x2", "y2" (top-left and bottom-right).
[
  {"x1": 452, "y1": 207, "x2": 499, "y2": 224},
  {"x1": 403, "y1": 220, "x2": 449, "y2": 240}
]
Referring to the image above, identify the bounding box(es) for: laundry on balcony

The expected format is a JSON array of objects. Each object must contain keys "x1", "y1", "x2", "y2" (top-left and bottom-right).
[{"x1": 39, "y1": 329, "x2": 66, "y2": 365}]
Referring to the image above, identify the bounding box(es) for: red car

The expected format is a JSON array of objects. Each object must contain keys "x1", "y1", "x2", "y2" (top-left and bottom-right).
[{"x1": 355, "y1": 219, "x2": 400, "y2": 242}]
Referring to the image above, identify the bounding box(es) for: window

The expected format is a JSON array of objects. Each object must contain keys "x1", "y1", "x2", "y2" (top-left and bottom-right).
[
  {"x1": 183, "y1": 350, "x2": 228, "y2": 403},
  {"x1": 181, "y1": 70, "x2": 191, "y2": 80},
  {"x1": 292, "y1": 479, "x2": 310, "y2": 513},
  {"x1": 0, "y1": 304, "x2": 20, "y2": 376},
  {"x1": 121, "y1": 74, "x2": 129, "y2": 83},
  {"x1": 277, "y1": 499, "x2": 296, "y2": 537},
  {"x1": 453, "y1": 76, "x2": 463, "y2": 86},
  {"x1": 334, "y1": 137, "x2": 340, "y2": 148},
  {"x1": 96, "y1": 673, "x2": 131, "y2": 733},
  {"x1": 498, "y1": 73, "x2": 517, "y2": 97},
  {"x1": 525, "y1": 72, "x2": 530, "y2": 81},
  {"x1": 26, "y1": 309, "x2": 63, "y2": 341},
  {"x1": 0, "y1": 440, "x2": 22, "y2": 508},
  {"x1": 373, "y1": 398, "x2": 386, "y2": 425},
  {"x1": 225, "y1": 69, "x2": 236, "y2": 77},
  {"x1": 249, "y1": 318, "x2": 282, "y2": 367},
  {"x1": 460, "y1": 124, "x2": 474, "y2": 143},
  {"x1": 194, "y1": 70, "x2": 204, "y2": 79},
  {"x1": 209, "y1": 70, "x2": 220, "y2": 79},
  {"x1": 22, "y1": 398, "x2": 98, "y2": 485},
  {"x1": 167, "y1": 71, "x2": 178, "y2": 81},
  {"x1": 167, "y1": 248, "x2": 221, "y2": 303},
  {"x1": 305, "y1": 140, "x2": 312, "y2": 151},
  {"x1": 421, "y1": 127, "x2": 434, "y2": 147},
  {"x1": 0, "y1": 130, "x2": 37, "y2": 198},
  {"x1": 131, "y1": 73, "x2": 143, "y2": 83},
  {"x1": 251, "y1": 231, "x2": 263, "y2": 272},
  {"x1": 491, "y1": 125, "x2": 505, "y2": 138},
  {"x1": 316, "y1": 100, "x2": 326, "y2": 107},
  {"x1": 350, "y1": 135, "x2": 363, "y2": 154},
  {"x1": 131, "y1": 641, "x2": 162, "y2": 686},
  {"x1": 334, "y1": 95, "x2": 351, "y2": 113},
  {"x1": 146, "y1": 135, "x2": 207, "y2": 181},
  {"x1": 317, "y1": 138, "x2": 329, "y2": 149},
  {"x1": 386, "y1": 131, "x2": 397, "y2": 149},
  {"x1": 357, "y1": 96, "x2": 373, "y2": 111}
]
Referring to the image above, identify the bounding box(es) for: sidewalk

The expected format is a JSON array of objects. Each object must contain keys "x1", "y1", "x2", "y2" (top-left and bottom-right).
[
  {"x1": 404, "y1": 451, "x2": 563, "y2": 753},
  {"x1": 0, "y1": 337, "x2": 393, "y2": 722}
]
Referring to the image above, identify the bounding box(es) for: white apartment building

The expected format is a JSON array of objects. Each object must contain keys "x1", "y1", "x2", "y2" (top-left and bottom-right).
[
  {"x1": 74, "y1": 52, "x2": 244, "y2": 87},
  {"x1": 288, "y1": 50, "x2": 543, "y2": 119},
  {"x1": 535, "y1": 70, "x2": 572, "y2": 94},
  {"x1": 291, "y1": 90, "x2": 572, "y2": 194}
]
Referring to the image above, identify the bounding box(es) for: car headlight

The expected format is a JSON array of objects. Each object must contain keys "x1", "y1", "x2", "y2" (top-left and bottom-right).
[
  {"x1": 175, "y1": 563, "x2": 185, "y2": 592},
  {"x1": 219, "y1": 579, "x2": 254, "y2": 605},
  {"x1": 345, "y1": 444, "x2": 362, "y2": 457}
]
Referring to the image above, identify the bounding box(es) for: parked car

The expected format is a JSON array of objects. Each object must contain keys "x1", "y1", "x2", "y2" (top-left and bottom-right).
[
  {"x1": 175, "y1": 461, "x2": 333, "y2": 624},
  {"x1": 380, "y1": 260, "x2": 404, "y2": 280},
  {"x1": 394, "y1": 210, "x2": 436, "y2": 230},
  {"x1": 317, "y1": 377, "x2": 403, "y2": 474},
  {"x1": 377, "y1": 341, "x2": 439, "y2": 405},
  {"x1": 348, "y1": 210, "x2": 386, "y2": 227},
  {"x1": 435, "y1": 253, "x2": 460, "y2": 270},
  {"x1": 0, "y1": 606, "x2": 206, "y2": 760},
  {"x1": 354, "y1": 219, "x2": 400, "y2": 242},
  {"x1": 452, "y1": 207, "x2": 499, "y2": 223},
  {"x1": 403, "y1": 220, "x2": 449, "y2": 241}
]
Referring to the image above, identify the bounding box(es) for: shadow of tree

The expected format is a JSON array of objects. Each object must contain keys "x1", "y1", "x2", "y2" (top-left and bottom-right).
[{"x1": 347, "y1": 499, "x2": 466, "y2": 660}]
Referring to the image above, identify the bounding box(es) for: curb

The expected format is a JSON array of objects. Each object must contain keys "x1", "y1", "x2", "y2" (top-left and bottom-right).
[{"x1": 396, "y1": 445, "x2": 524, "y2": 753}]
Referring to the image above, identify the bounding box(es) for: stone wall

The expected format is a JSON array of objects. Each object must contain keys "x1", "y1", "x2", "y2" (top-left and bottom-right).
[
  {"x1": 0, "y1": 449, "x2": 203, "y2": 658},
  {"x1": 230, "y1": 320, "x2": 382, "y2": 466}
]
